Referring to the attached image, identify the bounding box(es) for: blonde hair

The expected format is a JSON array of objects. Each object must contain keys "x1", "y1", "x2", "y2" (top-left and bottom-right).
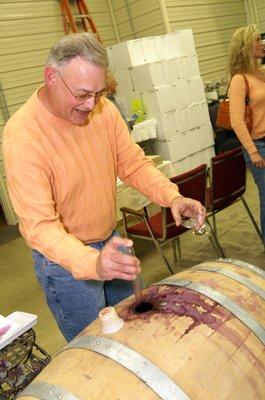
[
  {"x1": 228, "y1": 24, "x2": 261, "y2": 76},
  {"x1": 46, "y1": 32, "x2": 108, "y2": 69}
]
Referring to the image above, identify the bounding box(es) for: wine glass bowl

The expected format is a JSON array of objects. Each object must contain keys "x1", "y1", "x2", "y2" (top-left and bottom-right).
[
  {"x1": 179, "y1": 216, "x2": 199, "y2": 229},
  {"x1": 179, "y1": 215, "x2": 206, "y2": 235}
]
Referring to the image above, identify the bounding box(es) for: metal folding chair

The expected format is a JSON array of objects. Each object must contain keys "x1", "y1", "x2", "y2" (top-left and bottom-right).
[
  {"x1": 206, "y1": 146, "x2": 263, "y2": 246},
  {"x1": 121, "y1": 164, "x2": 223, "y2": 275}
]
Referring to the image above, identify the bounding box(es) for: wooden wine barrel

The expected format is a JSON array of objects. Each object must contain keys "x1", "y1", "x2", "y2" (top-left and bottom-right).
[{"x1": 19, "y1": 259, "x2": 265, "y2": 400}]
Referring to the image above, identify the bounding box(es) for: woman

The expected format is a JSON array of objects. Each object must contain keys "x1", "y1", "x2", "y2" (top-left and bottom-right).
[{"x1": 229, "y1": 24, "x2": 265, "y2": 244}]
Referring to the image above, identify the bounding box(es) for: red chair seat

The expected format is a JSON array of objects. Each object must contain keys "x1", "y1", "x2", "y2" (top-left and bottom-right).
[{"x1": 127, "y1": 211, "x2": 188, "y2": 239}]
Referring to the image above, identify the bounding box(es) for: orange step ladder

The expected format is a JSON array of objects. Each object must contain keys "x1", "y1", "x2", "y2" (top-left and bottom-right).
[{"x1": 58, "y1": 0, "x2": 101, "y2": 42}]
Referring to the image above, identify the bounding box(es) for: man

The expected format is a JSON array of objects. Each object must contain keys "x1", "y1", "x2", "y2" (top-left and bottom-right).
[{"x1": 3, "y1": 33, "x2": 205, "y2": 342}]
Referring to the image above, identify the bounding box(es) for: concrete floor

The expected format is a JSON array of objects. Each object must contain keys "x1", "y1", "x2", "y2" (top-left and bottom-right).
[{"x1": 0, "y1": 171, "x2": 264, "y2": 357}]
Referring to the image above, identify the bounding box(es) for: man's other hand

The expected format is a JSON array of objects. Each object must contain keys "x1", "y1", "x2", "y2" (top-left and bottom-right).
[
  {"x1": 170, "y1": 196, "x2": 206, "y2": 230},
  {"x1": 96, "y1": 236, "x2": 141, "y2": 281}
]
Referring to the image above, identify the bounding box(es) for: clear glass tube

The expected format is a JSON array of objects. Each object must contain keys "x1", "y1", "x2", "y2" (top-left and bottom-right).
[
  {"x1": 119, "y1": 245, "x2": 143, "y2": 304},
  {"x1": 127, "y1": 247, "x2": 143, "y2": 304}
]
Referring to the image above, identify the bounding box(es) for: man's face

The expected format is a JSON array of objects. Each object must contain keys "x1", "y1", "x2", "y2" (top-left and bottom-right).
[{"x1": 46, "y1": 57, "x2": 107, "y2": 125}]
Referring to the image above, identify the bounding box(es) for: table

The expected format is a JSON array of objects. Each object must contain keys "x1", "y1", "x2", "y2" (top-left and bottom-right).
[{"x1": 116, "y1": 160, "x2": 175, "y2": 221}]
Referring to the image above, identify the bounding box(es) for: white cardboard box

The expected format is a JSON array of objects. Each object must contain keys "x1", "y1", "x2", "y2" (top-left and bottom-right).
[
  {"x1": 177, "y1": 56, "x2": 191, "y2": 80},
  {"x1": 198, "y1": 124, "x2": 215, "y2": 148},
  {"x1": 172, "y1": 158, "x2": 186, "y2": 174},
  {"x1": 108, "y1": 40, "x2": 145, "y2": 69},
  {"x1": 173, "y1": 145, "x2": 215, "y2": 174},
  {"x1": 198, "y1": 101, "x2": 211, "y2": 126},
  {"x1": 172, "y1": 79, "x2": 191, "y2": 108},
  {"x1": 130, "y1": 62, "x2": 166, "y2": 91},
  {"x1": 174, "y1": 153, "x2": 198, "y2": 173},
  {"x1": 141, "y1": 37, "x2": 158, "y2": 63},
  {"x1": 175, "y1": 107, "x2": 189, "y2": 133},
  {"x1": 153, "y1": 35, "x2": 166, "y2": 61},
  {"x1": 171, "y1": 55, "x2": 200, "y2": 80},
  {"x1": 195, "y1": 146, "x2": 215, "y2": 166},
  {"x1": 156, "y1": 111, "x2": 177, "y2": 139},
  {"x1": 156, "y1": 126, "x2": 212, "y2": 163},
  {"x1": 114, "y1": 69, "x2": 134, "y2": 94},
  {"x1": 131, "y1": 118, "x2": 157, "y2": 142},
  {"x1": 141, "y1": 86, "x2": 174, "y2": 116},
  {"x1": 164, "y1": 31, "x2": 183, "y2": 58},
  {"x1": 156, "y1": 132, "x2": 189, "y2": 162},
  {"x1": 164, "y1": 29, "x2": 196, "y2": 59},
  {"x1": 186, "y1": 103, "x2": 201, "y2": 130},
  {"x1": 189, "y1": 54, "x2": 201, "y2": 77},
  {"x1": 155, "y1": 138, "x2": 175, "y2": 161},
  {"x1": 162, "y1": 58, "x2": 180, "y2": 84},
  {"x1": 190, "y1": 128, "x2": 204, "y2": 154},
  {"x1": 177, "y1": 29, "x2": 196, "y2": 55},
  {"x1": 188, "y1": 76, "x2": 206, "y2": 103}
]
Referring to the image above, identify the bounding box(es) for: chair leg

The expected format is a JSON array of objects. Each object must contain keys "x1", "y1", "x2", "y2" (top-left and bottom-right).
[
  {"x1": 172, "y1": 239, "x2": 177, "y2": 264},
  {"x1": 205, "y1": 219, "x2": 226, "y2": 258},
  {"x1": 126, "y1": 231, "x2": 174, "y2": 275},
  {"x1": 140, "y1": 217, "x2": 175, "y2": 275},
  {"x1": 212, "y1": 211, "x2": 217, "y2": 236},
  {"x1": 176, "y1": 237, "x2": 182, "y2": 257},
  {"x1": 152, "y1": 238, "x2": 174, "y2": 275},
  {"x1": 241, "y1": 195, "x2": 264, "y2": 246}
]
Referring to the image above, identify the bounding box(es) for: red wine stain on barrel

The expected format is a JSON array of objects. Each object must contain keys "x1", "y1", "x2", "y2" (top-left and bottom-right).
[{"x1": 119, "y1": 285, "x2": 231, "y2": 336}]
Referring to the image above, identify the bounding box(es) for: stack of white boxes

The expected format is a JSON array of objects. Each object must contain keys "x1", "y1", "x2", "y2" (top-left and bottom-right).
[{"x1": 107, "y1": 30, "x2": 215, "y2": 174}]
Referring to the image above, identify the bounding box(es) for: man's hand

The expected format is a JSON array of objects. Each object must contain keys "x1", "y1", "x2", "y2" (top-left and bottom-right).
[
  {"x1": 96, "y1": 236, "x2": 141, "y2": 281},
  {"x1": 170, "y1": 196, "x2": 206, "y2": 230},
  {"x1": 250, "y1": 151, "x2": 265, "y2": 168}
]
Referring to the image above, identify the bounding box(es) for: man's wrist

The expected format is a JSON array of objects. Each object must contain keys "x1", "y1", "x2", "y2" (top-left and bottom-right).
[{"x1": 170, "y1": 194, "x2": 183, "y2": 208}]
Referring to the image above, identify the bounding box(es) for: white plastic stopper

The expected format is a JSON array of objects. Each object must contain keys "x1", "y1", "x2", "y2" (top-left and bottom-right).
[{"x1": 99, "y1": 306, "x2": 124, "y2": 334}]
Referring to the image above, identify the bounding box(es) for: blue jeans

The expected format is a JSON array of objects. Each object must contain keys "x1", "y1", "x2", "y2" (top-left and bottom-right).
[
  {"x1": 32, "y1": 231, "x2": 133, "y2": 342},
  {"x1": 243, "y1": 141, "x2": 265, "y2": 243}
]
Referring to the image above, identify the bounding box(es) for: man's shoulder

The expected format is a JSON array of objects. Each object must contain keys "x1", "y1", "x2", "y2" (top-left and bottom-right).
[
  {"x1": 88, "y1": 97, "x2": 121, "y2": 131},
  {"x1": 4, "y1": 92, "x2": 42, "y2": 143},
  {"x1": 96, "y1": 97, "x2": 128, "y2": 129},
  {"x1": 99, "y1": 96, "x2": 121, "y2": 116}
]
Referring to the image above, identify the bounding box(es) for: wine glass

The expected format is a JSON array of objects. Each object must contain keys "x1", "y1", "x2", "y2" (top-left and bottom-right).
[
  {"x1": 179, "y1": 209, "x2": 206, "y2": 235},
  {"x1": 178, "y1": 209, "x2": 225, "y2": 258}
]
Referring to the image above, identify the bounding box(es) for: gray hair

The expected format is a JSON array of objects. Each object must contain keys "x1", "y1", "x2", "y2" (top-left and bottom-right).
[{"x1": 46, "y1": 32, "x2": 108, "y2": 69}]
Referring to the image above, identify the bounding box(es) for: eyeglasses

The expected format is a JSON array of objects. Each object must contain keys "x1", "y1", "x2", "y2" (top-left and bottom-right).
[{"x1": 56, "y1": 70, "x2": 109, "y2": 102}]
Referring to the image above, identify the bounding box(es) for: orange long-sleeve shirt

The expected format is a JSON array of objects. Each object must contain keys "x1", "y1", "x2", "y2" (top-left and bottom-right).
[
  {"x1": 230, "y1": 72, "x2": 265, "y2": 155},
  {"x1": 3, "y1": 90, "x2": 180, "y2": 279}
]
